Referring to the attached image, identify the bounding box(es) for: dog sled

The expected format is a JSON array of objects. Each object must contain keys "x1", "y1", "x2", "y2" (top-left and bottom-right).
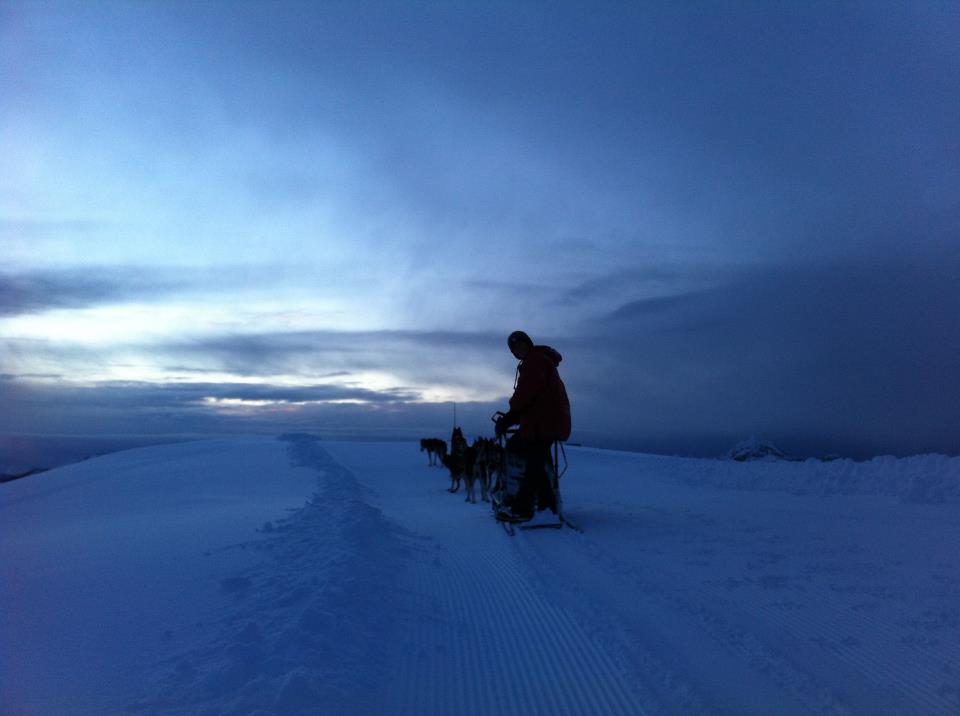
[{"x1": 489, "y1": 412, "x2": 581, "y2": 535}]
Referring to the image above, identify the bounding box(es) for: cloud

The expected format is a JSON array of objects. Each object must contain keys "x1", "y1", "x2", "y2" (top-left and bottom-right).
[
  {"x1": 554, "y1": 267, "x2": 690, "y2": 307},
  {"x1": 4, "y1": 257, "x2": 958, "y2": 458},
  {"x1": 605, "y1": 288, "x2": 724, "y2": 321},
  {"x1": 161, "y1": 329, "x2": 509, "y2": 382},
  {"x1": 0, "y1": 264, "x2": 317, "y2": 317},
  {"x1": 0, "y1": 378, "x2": 408, "y2": 420},
  {"x1": 4, "y1": 253, "x2": 958, "y2": 459},
  {"x1": 0, "y1": 327, "x2": 518, "y2": 413},
  {"x1": 0, "y1": 377, "x2": 502, "y2": 443},
  {"x1": 565, "y1": 252, "x2": 960, "y2": 457},
  {"x1": 0, "y1": 218, "x2": 105, "y2": 238},
  {"x1": 0, "y1": 373, "x2": 62, "y2": 380},
  {"x1": 0, "y1": 268, "x2": 183, "y2": 316},
  {"x1": 196, "y1": 381, "x2": 419, "y2": 404}
]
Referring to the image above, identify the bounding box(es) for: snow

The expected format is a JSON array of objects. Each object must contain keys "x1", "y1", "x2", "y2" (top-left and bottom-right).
[
  {"x1": 725, "y1": 435, "x2": 787, "y2": 462},
  {"x1": 2, "y1": 436, "x2": 958, "y2": 715}
]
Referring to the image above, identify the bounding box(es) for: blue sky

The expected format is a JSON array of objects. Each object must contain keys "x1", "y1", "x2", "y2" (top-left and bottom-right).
[{"x1": 1, "y1": 1, "x2": 958, "y2": 457}]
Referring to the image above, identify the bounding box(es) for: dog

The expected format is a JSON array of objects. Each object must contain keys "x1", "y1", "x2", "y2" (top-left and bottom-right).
[
  {"x1": 461, "y1": 440, "x2": 484, "y2": 503},
  {"x1": 471, "y1": 437, "x2": 501, "y2": 503},
  {"x1": 443, "y1": 434, "x2": 501, "y2": 504},
  {"x1": 419, "y1": 438, "x2": 447, "y2": 466},
  {"x1": 443, "y1": 427, "x2": 469, "y2": 495}
]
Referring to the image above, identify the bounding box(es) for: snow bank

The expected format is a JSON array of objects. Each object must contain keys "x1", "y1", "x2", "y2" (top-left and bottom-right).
[
  {"x1": 681, "y1": 452, "x2": 960, "y2": 503},
  {"x1": 0, "y1": 435, "x2": 392, "y2": 715},
  {"x1": 131, "y1": 435, "x2": 416, "y2": 715},
  {"x1": 726, "y1": 434, "x2": 787, "y2": 461}
]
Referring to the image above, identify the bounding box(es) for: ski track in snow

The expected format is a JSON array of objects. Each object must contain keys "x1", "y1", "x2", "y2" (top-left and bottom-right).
[
  {"x1": 323, "y1": 441, "x2": 959, "y2": 716},
  {"x1": 130, "y1": 436, "x2": 418, "y2": 715},
  {"x1": 134, "y1": 437, "x2": 651, "y2": 715},
  {"x1": 373, "y1": 484, "x2": 646, "y2": 716}
]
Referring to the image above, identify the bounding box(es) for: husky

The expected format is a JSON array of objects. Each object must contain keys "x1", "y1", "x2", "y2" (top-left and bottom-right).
[
  {"x1": 443, "y1": 428, "x2": 470, "y2": 495},
  {"x1": 441, "y1": 452, "x2": 461, "y2": 493},
  {"x1": 443, "y1": 434, "x2": 500, "y2": 504},
  {"x1": 461, "y1": 441, "x2": 484, "y2": 503},
  {"x1": 419, "y1": 438, "x2": 447, "y2": 466},
  {"x1": 470, "y1": 437, "x2": 500, "y2": 503}
]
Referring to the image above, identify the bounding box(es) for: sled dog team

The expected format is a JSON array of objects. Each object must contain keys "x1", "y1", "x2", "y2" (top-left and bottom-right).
[
  {"x1": 419, "y1": 329, "x2": 571, "y2": 525},
  {"x1": 420, "y1": 429, "x2": 504, "y2": 504}
]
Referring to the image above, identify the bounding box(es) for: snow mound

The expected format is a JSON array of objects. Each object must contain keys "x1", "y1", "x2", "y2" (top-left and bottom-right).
[
  {"x1": 131, "y1": 435, "x2": 417, "y2": 715},
  {"x1": 726, "y1": 435, "x2": 788, "y2": 461},
  {"x1": 687, "y1": 451, "x2": 960, "y2": 502}
]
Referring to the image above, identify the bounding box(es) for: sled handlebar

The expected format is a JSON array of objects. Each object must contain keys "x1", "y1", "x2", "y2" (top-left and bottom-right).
[{"x1": 491, "y1": 411, "x2": 518, "y2": 437}]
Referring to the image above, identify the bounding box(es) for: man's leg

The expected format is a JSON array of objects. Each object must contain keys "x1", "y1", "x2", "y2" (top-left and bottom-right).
[
  {"x1": 533, "y1": 442, "x2": 557, "y2": 513},
  {"x1": 509, "y1": 439, "x2": 552, "y2": 518},
  {"x1": 528, "y1": 440, "x2": 555, "y2": 512},
  {"x1": 500, "y1": 434, "x2": 525, "y2": 513}
]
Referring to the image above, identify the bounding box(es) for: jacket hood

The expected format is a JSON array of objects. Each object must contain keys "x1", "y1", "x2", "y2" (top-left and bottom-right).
[{"x1": 533, "y1": 345, "x2": 563, "y2": 366}]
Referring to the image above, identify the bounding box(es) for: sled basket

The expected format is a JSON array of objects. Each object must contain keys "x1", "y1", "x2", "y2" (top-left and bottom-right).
[{"x1": 489, "y1": 412, "x2": 569, "y2": 522}]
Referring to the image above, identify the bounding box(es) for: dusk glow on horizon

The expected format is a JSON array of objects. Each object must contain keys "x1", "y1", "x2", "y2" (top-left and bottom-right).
[{"x1": 2, "y1": 1, "x2": 958, "y2": 458}]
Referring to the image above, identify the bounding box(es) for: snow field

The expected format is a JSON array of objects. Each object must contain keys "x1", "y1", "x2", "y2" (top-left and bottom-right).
[
  {"x1": 1, "y1": 437, "x2": 321, "y2": 715},
  {"x1": 2, "y1": 436, "x2": 958, "y2": 715}
]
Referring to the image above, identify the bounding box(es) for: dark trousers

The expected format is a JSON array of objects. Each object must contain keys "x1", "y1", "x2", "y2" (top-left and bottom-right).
[{"x1": 506, "y1": 435, "x2": 556, "y2": 515}]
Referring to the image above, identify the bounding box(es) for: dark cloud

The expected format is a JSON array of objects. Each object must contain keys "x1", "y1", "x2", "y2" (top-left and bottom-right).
[
  {"x1": 0, "y1": 326, "x2": 521, "y2": 449},
  {"x1": 0, "y1": 264, "x2": 306, "y2": 316},
  {"x1": 606, "y1": 288, "x2": 724, "y2": 321},
  {"x1": 161, "y1": 329, "x2": 508, "y2": 382},
  {"x1": 0, "y1": 218, "x2": 105, "y2": 238},
  {"x1": 554, "y1": 267, "x2": 691, "y2": 307},
  {"x1": 0, "y1": 268, "x2": 183, "y2": 316},
  {"x1": 0, "y1": 378, "x2": 501, "y2": 446},
  {"x1": 5, "y1": 266, "x2": 958, "y2": 458},
  {"x1": 0, "y1": 329, "x2": 515, "y2": 400},
  {"x1": 197, "y1": 381, "x2": 419, "y2": 404},
  {"x1": 10, "y1": 379, "x2": 416, "y2": 409},
  {"x1": 0, "y1": 373, "x2": 62, "y2": 380},
  {"x1": 565, "y1": 252, "x2": 960, "y2": 458}
]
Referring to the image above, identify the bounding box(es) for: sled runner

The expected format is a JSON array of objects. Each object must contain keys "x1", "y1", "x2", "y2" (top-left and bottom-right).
[{"x1": 490, "y1": 412, "x2": 581, "y2": 534}]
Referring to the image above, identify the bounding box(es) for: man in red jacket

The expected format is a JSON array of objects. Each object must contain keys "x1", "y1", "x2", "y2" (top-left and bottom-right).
[{"x1": 495, "y1": 330, "x2": 571, "y2": 521}]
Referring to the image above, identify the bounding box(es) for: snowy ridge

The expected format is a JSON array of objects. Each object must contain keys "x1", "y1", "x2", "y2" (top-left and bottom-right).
[{"x1": 677, "y1": 452, "x2": 960, "y2": 502}]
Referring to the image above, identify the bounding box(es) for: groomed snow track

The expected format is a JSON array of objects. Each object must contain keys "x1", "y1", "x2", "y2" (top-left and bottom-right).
[
  {"x1": 383, "y1": 500, "x2": 645, "y2": 716},
  {"x1": 323, "y1": 440, "x2": 959, "y2": 716}
]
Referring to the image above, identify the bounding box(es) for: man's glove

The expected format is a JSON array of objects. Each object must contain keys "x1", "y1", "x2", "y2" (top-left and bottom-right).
[{"x1": 495, "y1": 412, "x2": 515, "y2": 438}]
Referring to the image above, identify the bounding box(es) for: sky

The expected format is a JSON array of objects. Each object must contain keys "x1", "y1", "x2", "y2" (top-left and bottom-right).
[{"x1": 1, "y1": 0, "x2": 958, "y2": 458}]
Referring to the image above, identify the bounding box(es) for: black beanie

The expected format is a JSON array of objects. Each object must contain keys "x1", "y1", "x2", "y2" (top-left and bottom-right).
[{"x1": 508, "y1": 330, "x2": 533, "y2": 348}]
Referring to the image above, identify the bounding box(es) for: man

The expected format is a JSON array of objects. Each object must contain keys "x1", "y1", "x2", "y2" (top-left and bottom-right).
[{"x1": 495, "y1": 330, "x2": 571, "y2": 522}]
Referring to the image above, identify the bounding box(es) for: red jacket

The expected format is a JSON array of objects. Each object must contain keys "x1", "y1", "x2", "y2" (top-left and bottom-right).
[{"x1": 509, "y1": 345, "x2": 571, "y2": 442}]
